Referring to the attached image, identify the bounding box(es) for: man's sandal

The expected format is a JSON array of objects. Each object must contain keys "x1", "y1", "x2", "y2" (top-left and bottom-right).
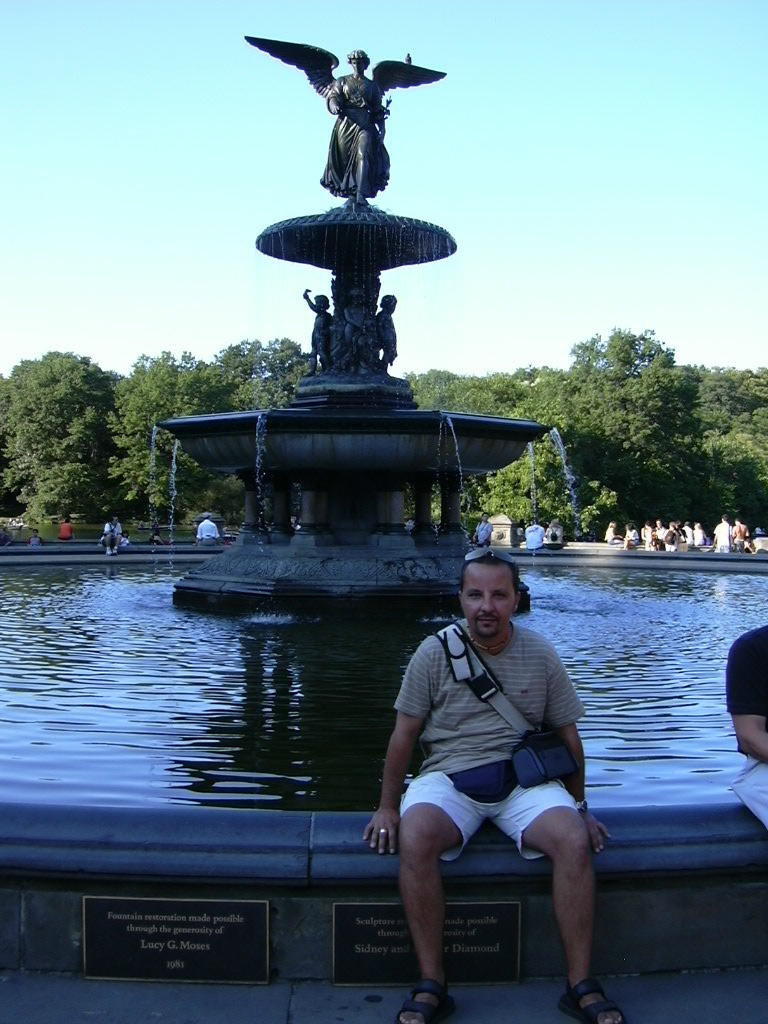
[
  {"x1": 559, "y1": 977, "x2": 627, "y2": 1023},
  {"x1": 395, "y1": 978, "x2": 455, "y2": 1024}
]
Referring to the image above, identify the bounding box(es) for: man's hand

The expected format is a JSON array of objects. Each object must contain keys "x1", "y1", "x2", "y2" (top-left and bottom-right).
[
  {"x1": 582, "y1": 812, "x2": 611, "y2": 854},
  {"x1": 363, "y1": 808, "x2": 400, "y2": 854}
]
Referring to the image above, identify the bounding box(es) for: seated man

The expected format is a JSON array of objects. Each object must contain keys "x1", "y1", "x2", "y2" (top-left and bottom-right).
[
  {"x1": 727, "y1": 624, "x2": 768, "y2": 829},
  {"x1": 524, "y1": 520, "x2": 545, "y2": 550},
  {"x1": 365, "y1": 551, "x2": 625, "y2": 1024},
  {"x1": 100, "y1": 516, "x2": 122, "y2": 549},
  {"x1": 196, "y1": 513, "x2": 220, "y2": 545}
]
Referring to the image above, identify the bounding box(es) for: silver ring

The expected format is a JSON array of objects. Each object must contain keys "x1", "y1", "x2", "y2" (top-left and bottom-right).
[{"x1": 379, "y1": 828, "x2": 387, "y2": 833}]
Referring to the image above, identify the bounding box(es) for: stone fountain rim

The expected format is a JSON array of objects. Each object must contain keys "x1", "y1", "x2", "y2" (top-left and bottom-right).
[
  {"x1": 159, "y1": 408, "x2": 549, "y2": 439},
  {"x1": 257, "y1": 204, "x2": 456, "y2": 240},
  {"x1": 255, "y1": 204, "x2": 457, "y2": 270}
]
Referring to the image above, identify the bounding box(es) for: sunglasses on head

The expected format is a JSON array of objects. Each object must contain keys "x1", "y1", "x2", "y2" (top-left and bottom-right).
[{"x1": 464, "y1": 548, "x2": 516, "y2": 565}]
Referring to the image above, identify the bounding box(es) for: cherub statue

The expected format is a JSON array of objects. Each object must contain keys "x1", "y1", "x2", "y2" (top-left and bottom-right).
[
  {"x1": 376, "y1": 294, "x2": 398, "y2": 370},
  {"x1": 245, "y1": 37, "x2": 445, "y2": 205},
  {"x1": 302, "y1": 289, "x2": 332, "y2": 374}
]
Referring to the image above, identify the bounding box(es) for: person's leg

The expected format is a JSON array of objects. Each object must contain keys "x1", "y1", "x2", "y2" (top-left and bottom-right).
[
  {"x1": 397, "y1": 803, "x2": 461, "y2": 1023},
  {"x1": 523, "y1": 807, "x2": 623, "y2": 1024}
]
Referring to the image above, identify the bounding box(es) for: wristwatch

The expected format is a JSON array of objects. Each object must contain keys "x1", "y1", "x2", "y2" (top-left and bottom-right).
[{"x1": 575, "y1": 799, "x2": 589, "y2": 814}]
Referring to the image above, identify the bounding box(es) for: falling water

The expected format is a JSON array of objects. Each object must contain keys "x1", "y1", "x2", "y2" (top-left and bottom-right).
[
  {"x1": 168, "y1": 440, "x2": 179, "y2": 547},
  {"x1": 251, "y1": 341, "x2": 261, "y2": 410},
  {"x1": 431, "y1": 418, "x2": 446, "y2": 542},
  {"x1": 528, "y1": 441, "x2": 538, "y2": 525},
  {"x1": 254, "y1": 413, "x2": 268, "y2": 537},
  {"x1": 442, "y1": 414, "x2": 470, "y2": 542},
  {"x1": 442, "y1": 414, "x2": 464, "y2": 485},
  {"x1": 548, "y1": 427, "x2": 582, "y2": 539},
  {"x1": 148, "y1": 425, "x2": 159, "y2": 534}
]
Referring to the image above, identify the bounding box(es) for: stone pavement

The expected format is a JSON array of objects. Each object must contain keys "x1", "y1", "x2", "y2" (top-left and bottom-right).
[{"x1": 1, "y1": 967, "x2": 767, "y2": 1023}]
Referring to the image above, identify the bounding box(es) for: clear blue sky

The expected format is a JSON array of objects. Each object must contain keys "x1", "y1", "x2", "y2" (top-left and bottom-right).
[{"x1": 2, "y1": 0, "x2": 765, "y2": 380}]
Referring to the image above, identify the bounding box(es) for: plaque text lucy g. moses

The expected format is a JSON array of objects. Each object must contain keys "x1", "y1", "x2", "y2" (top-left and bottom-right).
[
  {"x1": 333, "y1": 901, "x2": 520, "y2": 985},
  {"x1": 83, "y1": 897, "x2": 269, "y2": 984}
]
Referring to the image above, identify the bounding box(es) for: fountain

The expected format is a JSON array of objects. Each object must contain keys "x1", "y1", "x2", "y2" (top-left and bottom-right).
[
  {"x1": 160, "y1": 37, "x2": 546, "y2": 603},
  {"x1": 3, "y1": 38, "x2": 768, "y2": 989}
]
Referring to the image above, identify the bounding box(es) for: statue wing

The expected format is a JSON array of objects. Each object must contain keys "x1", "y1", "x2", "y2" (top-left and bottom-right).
[
  {"x1": 372, "y1": 60, "x2": 446, "y2": 94},
  {"x1": 244, "y1": 36, "x2": 339, "y2": 97}
]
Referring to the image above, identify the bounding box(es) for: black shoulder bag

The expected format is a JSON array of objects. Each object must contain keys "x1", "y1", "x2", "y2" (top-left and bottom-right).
[{"x1": 436, "y1": 624, "x2": 578, "y2": 791}]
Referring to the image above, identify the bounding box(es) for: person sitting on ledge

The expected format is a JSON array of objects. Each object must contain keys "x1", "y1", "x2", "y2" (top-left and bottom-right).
[
  {"x1": 27, "y1": 528, "x2": 43, "y2": 547},
  {"x1": 57, "y1": 516, "x2": 74, "y2": 541},
  {"x1": 0, "y1": 527, "x2": 13, "y2": 547},
  {"x1": 727, "y1": 624, "x2": 768, "y2": 831},
  {"x1": 196, "y1": 513, "x2": 220, "y2": 545},
  {"x1": 663, "y1": 522, "x2": 679, "y2": 552},
  {"x1": 603, "y1": 521, "x2": 623, "y2": 545},
  {"x1": 623, "y1": 523, "x2": 639, "y2": 549},
  {"x1": 364, "y1": 550, "x2": 626, "y2": 1024},
  {"x1": 713, "y1": 515, "x2": 732, "y2": 553},
  {"x1": 732, "y1": 518, "x2": 751, "y2": 553},
  {"x1": 100, "y1": 515, "x2": 122, "y2": 549},
  {"x1": 525, "y1": 520, "x2": 545, "y2": 549}
]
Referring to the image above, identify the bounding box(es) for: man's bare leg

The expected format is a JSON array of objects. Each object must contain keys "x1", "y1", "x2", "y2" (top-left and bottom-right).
[
  {"x1": 523, "y1": 807, "x2": 623, "y2": 1024},
  {"x1": 397, "y1": 804, "x2": 461, "y2": 1024}
]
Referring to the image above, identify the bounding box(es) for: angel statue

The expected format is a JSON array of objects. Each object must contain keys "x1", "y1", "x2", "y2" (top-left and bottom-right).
[{"x1": 245, "y1": 37, "x2": 446, "y2": 205}]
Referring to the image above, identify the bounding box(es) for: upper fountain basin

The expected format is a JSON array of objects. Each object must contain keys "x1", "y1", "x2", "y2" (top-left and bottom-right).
[
  {"x1": 159, "y1": 408, "x2": 546, "y2": 476},
  {"x1": 255, "y1": 205, "x2": 457, "y2": 271}
]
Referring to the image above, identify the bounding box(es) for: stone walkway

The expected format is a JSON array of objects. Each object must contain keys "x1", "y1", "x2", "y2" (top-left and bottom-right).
[{"x1": 2, "y1": 968, "x2": 767, "y2": 1023}]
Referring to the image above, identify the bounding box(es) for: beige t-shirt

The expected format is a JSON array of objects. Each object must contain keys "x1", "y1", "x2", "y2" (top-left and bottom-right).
[{"x1": 395, "y1": 621, "x2": 584, "y2": 777}]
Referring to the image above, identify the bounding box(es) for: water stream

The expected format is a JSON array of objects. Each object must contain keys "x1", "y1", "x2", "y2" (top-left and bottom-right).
[{"x1": 549, "y1": 427, "x2": 582, "y2": 538}]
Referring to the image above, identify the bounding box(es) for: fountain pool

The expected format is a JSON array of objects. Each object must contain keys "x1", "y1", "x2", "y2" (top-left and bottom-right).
[{"x1": 0, "y1": 562, "x2": 759, "y2": 811}]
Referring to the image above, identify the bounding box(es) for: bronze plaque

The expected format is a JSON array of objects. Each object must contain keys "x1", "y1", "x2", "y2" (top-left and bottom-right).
[
  {"x1": 83, "y1": 897, "x2": 268, "y2": 984},
  {"x1": 333, "y1": 901, "x2": 520, "y2": 984}
]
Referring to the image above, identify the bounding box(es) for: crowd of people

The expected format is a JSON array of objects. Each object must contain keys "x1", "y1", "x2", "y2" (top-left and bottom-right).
[
  {"x1": 0, "y1": 513, "x2": 224, "y2": 550},
  {"x1": 472, "y1": 514, "x2": 564, "y2": 552},
  {"x1": 604, "y1": 515, "x2": 764, "y2": 553}
]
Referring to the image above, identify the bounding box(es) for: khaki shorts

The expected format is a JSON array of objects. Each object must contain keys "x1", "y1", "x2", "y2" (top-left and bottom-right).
[{"x1": 400, "y1": 770, "x2": 576, "y2": 861}]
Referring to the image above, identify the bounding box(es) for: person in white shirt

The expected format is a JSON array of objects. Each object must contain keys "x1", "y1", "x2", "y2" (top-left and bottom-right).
[
  {"x1": 472, "y1": 513, "x2": 493, "y2": 548},
  {"x1": 623, "y1": 524, "x2": 639, "y2": 549},
  {"x1": 525, "y1": 521, "x2": 545, "y2": 550},
  {"x1": 101, "y1": 515, "x2": 122, "y2": 554},
  {"x1": 196, "y1": 514, "x2": 220, "y2": 545},
  {"x1": 713, "y1": 515, "x2": 732, "y2": 553}
]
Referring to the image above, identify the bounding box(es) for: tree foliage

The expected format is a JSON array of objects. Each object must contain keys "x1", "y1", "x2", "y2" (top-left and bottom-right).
[
  {"x1": 2, "y1": 353, "x2": 118, "y2": 519},
  {"x1": 2, "y1": 331, "x2": 767, "y2": 536}
]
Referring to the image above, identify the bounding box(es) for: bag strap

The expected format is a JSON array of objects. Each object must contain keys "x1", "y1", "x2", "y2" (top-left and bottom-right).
[{"x1": 436, "y1": 623, "x2": 534, "y2": 734}]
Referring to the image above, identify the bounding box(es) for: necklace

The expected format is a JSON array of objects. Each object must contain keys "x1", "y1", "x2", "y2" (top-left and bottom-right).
[{"x1": 469, "y1": 631, "x2": 511, "y2": 655}]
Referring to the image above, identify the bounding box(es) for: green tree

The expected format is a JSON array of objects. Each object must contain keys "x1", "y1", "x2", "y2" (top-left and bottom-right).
[
  {"x1": 2, "y1": 353, "x2": 118, "y2": 520},
  {"x1": 109, "y1": 352, "x2": 234, "y2": 520},
  {"x1": 0, "y1": 376, "x2": 19, "y2": 513},
  {"x1": 215, "y1": 338, "x2": 308, "y2": 410}
]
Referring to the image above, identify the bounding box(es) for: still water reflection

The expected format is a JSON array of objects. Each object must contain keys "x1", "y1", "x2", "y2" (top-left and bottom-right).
[{"x1": 0, "y1": 564, "x2": 762, "y2": 809}]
